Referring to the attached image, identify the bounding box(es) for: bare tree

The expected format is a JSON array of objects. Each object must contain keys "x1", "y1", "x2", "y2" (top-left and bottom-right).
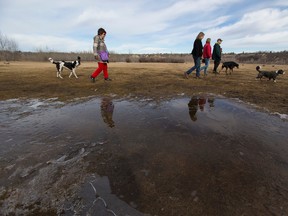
[{"x1": 0, "y1": 31, "x2": 19, "y2": 61}]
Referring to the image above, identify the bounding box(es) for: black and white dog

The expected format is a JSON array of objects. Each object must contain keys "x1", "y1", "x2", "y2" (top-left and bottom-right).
[
  {"x1": 48, "y1": 56, "x2": 81, "y2": 79},
  {"x1": 256, "y1": 66, "x2": 285, "y2": 82},
  {"x1": 221, "y1": 61, "x2": 239, "y2": 75}
]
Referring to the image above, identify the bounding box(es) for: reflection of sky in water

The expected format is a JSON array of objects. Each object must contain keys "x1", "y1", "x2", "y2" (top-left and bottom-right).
[
  {"x1": 1, "y1": 97, "x2": 288, "y2": 215},
  {"x1": 1, "y1": 96, "x2": 287, "y2": 163},
  {"x1": 1, "y1": 96, "x2": 288, "y2": 149}
]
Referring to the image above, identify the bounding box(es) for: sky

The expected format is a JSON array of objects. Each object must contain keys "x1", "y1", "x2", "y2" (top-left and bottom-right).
[{"x1": 0, "y1": 0, "x2": 288, "y2": 54}]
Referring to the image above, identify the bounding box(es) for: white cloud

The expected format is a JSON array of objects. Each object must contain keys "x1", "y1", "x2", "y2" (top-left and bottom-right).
[
  {"x1": 204, "y1": 8, "x2": 288, "y2": 52},
  {"x1": 0, "y1": 0, "x2": 287, "y2": 53},
  {"x1": 11, "y1": 34, "x2": 91, "y2": 52}
]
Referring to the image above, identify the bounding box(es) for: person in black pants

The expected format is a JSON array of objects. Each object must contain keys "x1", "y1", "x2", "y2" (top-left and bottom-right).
[{"x1": 212, "y1": 38, "x2": 223, "y2": 74}]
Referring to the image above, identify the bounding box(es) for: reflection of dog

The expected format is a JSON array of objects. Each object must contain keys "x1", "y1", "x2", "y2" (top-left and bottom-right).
[
  {"x1": 256, "y1": 66, "x2": 285, "y2": 82},
  {"x1": 221, "y1": 61, "x2": 239, "y2": 75},
  {"x1": 48, "y1": 56, "x2": 81, "y2": 79}
]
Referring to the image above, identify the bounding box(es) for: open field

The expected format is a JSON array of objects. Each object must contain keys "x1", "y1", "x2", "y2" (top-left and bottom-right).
[
  {"x1": 1, "y1": 61, "x2": 288, "y2": 215},
  {"x1": 0, "y1": 61, "x2": 287, "y2": 114}
]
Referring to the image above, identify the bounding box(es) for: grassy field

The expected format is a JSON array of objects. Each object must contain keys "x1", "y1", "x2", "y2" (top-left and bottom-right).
[{"x1": 0, "y1": 61, "x2": 287, "y2": 114}]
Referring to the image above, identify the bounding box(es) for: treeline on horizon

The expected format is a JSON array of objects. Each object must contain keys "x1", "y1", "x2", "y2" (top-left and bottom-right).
[
  {"x1": 0, "y1": 50, "x2": 288, "y2": 64},
  {"x1": 1, "y1": 31, "x2": 287, "y2": 64}
]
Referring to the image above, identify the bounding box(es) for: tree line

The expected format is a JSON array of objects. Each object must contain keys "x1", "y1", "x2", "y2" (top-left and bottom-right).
[{"x1": 0, "y1": 32, "x2": 287, "y2": 64}]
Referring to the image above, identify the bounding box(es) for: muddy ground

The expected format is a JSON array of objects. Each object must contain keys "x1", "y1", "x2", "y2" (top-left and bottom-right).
[{"x1": 0, "y1": 61, "x2": 287, "y2": 114}]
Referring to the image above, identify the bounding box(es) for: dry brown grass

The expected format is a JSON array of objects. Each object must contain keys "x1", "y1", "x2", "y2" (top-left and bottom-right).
[{"x1": 0, "y1": 61, "x2": 287, "y2": 113}]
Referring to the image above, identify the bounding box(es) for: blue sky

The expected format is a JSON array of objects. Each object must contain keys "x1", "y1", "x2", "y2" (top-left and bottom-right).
[{"x1": 0, "y1": 0, "x2": 287, "y2": 54}]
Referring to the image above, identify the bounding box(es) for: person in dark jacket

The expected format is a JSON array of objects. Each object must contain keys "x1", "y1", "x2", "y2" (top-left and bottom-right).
[
  {"x1": 184, "y1": 32, "x2": 205, "y2": 79},
  {"x1": 212, "y1": 38, "x2": 222, "y2": 74}
]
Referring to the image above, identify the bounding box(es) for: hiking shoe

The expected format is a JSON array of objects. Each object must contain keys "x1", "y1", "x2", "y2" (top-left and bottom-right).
[
  {"x1": 90, "y1": 76, "x2": 95, "y2": 83},
  {"x1": 105, "y1": 78, "x2": 112, "y2": 81},
  {"x1": 184, "y1": 72, "x2": 189, "y2": 79}
]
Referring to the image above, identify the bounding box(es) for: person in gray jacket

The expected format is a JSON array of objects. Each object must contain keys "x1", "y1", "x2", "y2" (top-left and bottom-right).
[{"x1": 90, "y1": 28, "x2": 112, "y2": 82}]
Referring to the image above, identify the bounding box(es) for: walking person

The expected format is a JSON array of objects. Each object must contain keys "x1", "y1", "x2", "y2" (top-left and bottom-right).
[
  {"x1": 212, "y1": 38, "x2": 223, "y2": 74},
  {"x1": 184, "y1": 32, "x2": 205, "y2": 79},
  {"x1": 200, "y1": 38, "x2": 212, "y2": 76},
  {"x1": 90, "y1": 28, "x2": 112, "y2": 82}
]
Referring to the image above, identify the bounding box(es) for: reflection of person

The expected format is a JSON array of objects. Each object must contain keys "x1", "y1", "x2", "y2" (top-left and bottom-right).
[
  {"x1": 101, "y1": 98, "x2": 115, "y2": 128},
  {"x1": 212, "y1": 38, "x2": 223, "y2": 74},
  {"x1": 184, "y1": 32, "x2": 205, "y2": 79},
  {"x1": 188, "y1": 96, "x2": 210, "y2": 121},
  {"x1": 200, "y1": 38, "x2": 212, "y2": 76},
  {"x1": 208, "y1": 97, "x2": 215, "y2": 108},
  {"x1": 90, "y1": 28, "x2": 112, "y2": 82},
  {"x1": 188, "y1": 96, "x2": 199, "y2": 121},
  {"x1": 198, "y1": 96, "x2": 206, "y2": 111}
]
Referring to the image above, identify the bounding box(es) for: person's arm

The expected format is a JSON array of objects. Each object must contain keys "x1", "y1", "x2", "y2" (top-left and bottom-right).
[
  {"x1": 215, "y1": 44, "x2": 221, "y2": 59},
  {"x1": 93, "y1": 36, "x2": 99, "y2": 57},
  {"x1": 196, "y1": 40, "x2": 203, "y2": 57},
  {"x1": 208, "y1": 45, "x2": 212, "y2": 59}
]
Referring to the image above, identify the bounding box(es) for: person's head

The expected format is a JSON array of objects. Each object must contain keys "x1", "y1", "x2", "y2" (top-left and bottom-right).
[
  {"x1": 196, "y1": 32, "x2": 205, "y2": 40},
  {"x1": 217, "y1": 38, "x2": 223, "y2": 44},
  {"x1": 98, "y1": 28, "x2": 106, "y2": 39},
  {"x1": 206, "y1": 38, "x2": 211, "y2": 43}
]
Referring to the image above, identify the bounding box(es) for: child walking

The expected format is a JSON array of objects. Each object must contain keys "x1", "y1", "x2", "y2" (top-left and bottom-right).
[{"x1": 90, "y1": 28, "x2": 112, "y2": 82}]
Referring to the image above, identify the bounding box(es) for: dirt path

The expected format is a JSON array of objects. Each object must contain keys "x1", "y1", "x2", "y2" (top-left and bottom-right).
[{"x1": 0, "y1": 61, "x2": 287, "y2": 113}]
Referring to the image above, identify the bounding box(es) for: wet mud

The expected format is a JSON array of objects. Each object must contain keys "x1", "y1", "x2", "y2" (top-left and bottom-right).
[{"x1": 1, "y1": 96, "x2": 288, "y2": 215}]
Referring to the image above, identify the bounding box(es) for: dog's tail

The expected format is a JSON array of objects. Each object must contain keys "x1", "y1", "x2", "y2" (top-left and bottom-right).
[
  {"x1": 256, "y1": 65, "x2": 261, "y2": 72},
  {"x1": 48, "y1": 57, "x2": 57, "y2": 64}
]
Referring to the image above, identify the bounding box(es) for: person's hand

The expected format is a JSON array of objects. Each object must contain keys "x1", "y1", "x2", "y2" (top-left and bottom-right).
[{"x1": 94, "y1": 55, "x2": 99, "y2": 60}]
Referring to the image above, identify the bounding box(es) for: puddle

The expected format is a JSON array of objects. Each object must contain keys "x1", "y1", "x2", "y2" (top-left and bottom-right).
[{"x1": 1, "y1": 96, "x2": 288, "y2": 215}]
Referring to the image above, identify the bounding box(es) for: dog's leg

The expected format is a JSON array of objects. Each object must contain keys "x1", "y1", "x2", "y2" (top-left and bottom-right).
[
  {"x1": 58, "y1": 67, "x2": 64, "y2": 79},
  {"x1": 56, "y1": 64, "x2": 61, "y2": 78},
  {"x1": 70, "y1": 69, "x2": 78, "y2": 78},
  {"x1": 58, "y1": 72, "x2": 63, "y2": 79},
  {"x1": 57, "y1": 70, "x2": 63, "y2": 79}
]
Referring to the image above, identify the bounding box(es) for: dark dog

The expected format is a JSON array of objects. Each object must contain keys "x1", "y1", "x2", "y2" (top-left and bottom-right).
[
  {"x1": 256, "y1": 66, "x2": 285, "y2": 82},
  {"x1": 221, "y1": 61, "x2": 239, "y2": 75},
  {"x1": 49, "y1": 56, "x2": 81, "y2": 79}
]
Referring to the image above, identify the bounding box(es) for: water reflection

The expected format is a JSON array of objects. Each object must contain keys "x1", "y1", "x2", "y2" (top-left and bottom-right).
[
  {"x1": 100, "y1": 98, "x2": 115, "y2": 128},
  {"x1": 1, "y1": 97, "x2": 288, "y2": 215},
  {"x1": 188, "y1": 96, "x2": 215, "y2": 121}
]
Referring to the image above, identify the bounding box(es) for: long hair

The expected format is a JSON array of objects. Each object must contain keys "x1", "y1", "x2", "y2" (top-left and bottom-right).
[{"x1": 196, "y1": 32, "x2": 205, "y2": 40}]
